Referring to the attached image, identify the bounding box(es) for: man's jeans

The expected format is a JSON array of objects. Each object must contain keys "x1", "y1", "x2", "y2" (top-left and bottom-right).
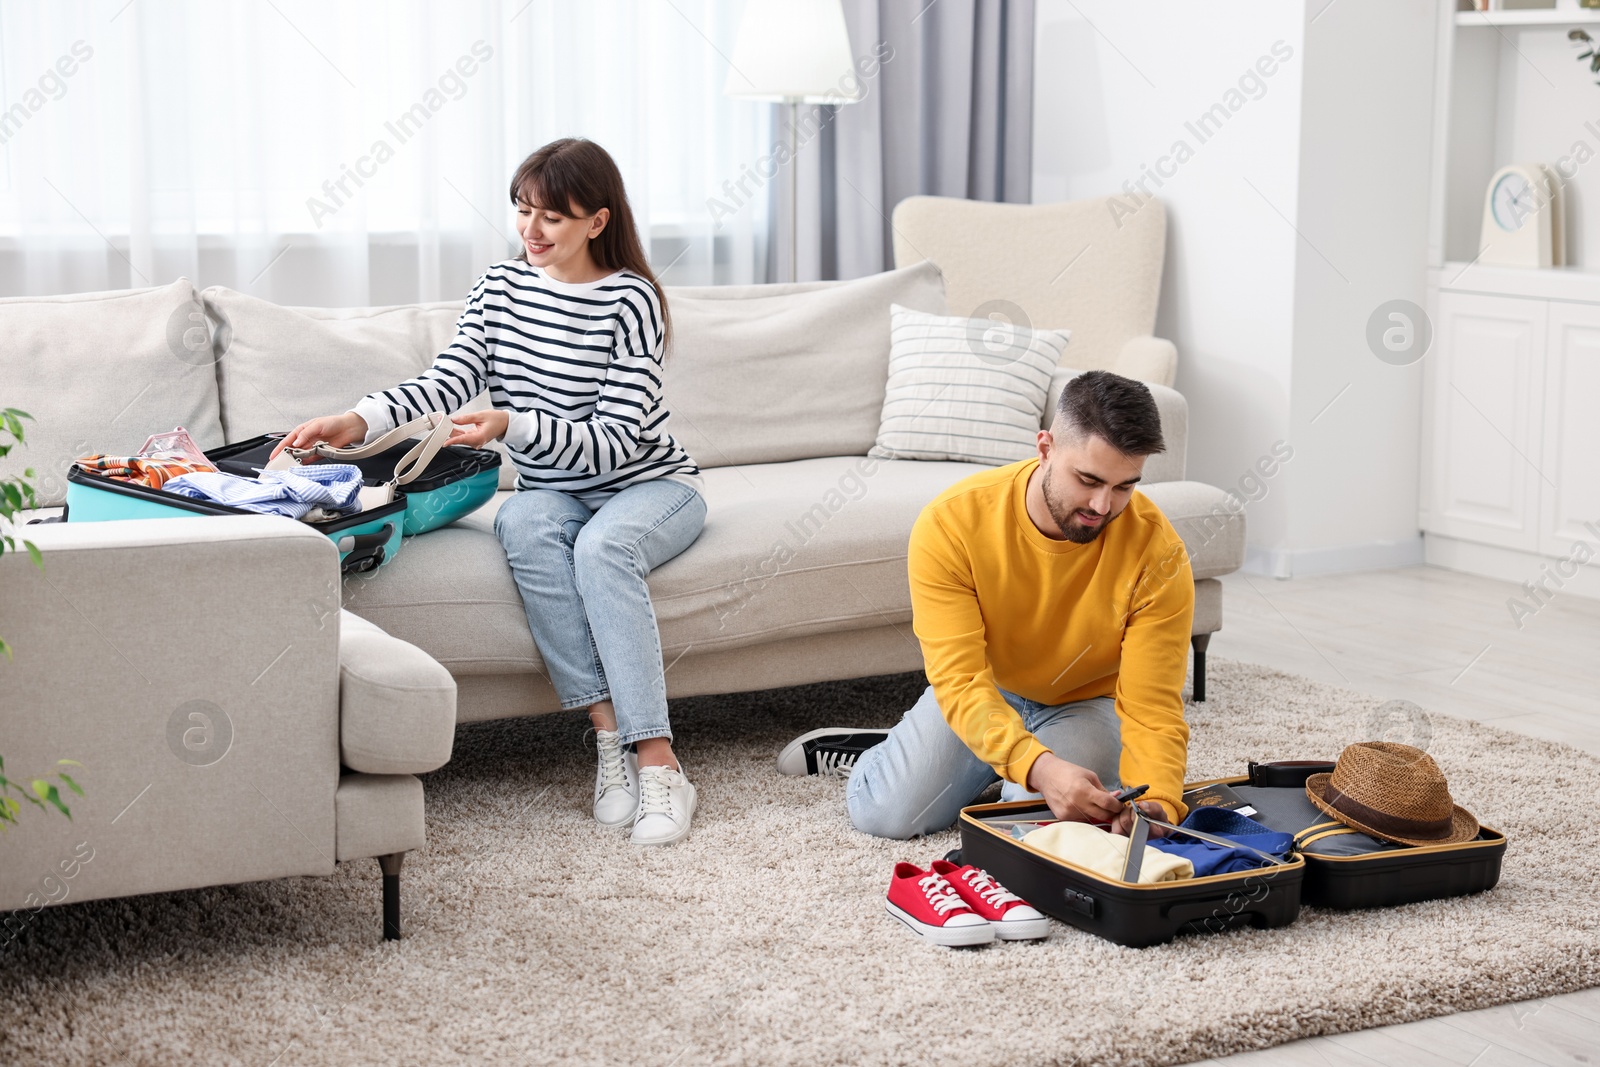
[
  {"x1": 493, "y1": 478, "x2": 706, "y2": 746},
  {"x1": 846, "y1": 684, "x2": 1122, "y2": 839}
]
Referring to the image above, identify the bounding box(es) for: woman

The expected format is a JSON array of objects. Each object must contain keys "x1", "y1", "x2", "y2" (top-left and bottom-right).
[{"x1": 273, "y1": 138, "x2": 706, "y2": 846}]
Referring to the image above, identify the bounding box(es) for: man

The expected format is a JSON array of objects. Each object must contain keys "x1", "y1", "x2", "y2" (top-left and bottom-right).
[{"x1": 778, "y1": 370, "x2": 1195, "y2": 839}]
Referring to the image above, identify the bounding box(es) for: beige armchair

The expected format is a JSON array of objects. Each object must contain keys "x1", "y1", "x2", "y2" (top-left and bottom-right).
[{"x1": 890, "y1": 195, "x2": 1177, "y2": 387}]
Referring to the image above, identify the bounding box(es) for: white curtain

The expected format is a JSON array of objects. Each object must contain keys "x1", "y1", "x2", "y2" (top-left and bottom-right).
[{"x1": 0, "y1": 0, "x2": 773, "y2": 304}]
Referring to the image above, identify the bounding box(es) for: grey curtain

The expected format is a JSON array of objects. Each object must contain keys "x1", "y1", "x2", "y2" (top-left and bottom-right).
[{"x1": 777, "y1": 0, "x2": 1034, "y2": 282}]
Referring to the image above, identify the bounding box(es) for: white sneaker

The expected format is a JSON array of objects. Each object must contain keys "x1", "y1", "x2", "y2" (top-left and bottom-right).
[
  {"x1": 592, "y1": 730, "x2": 640, "y2": 828},
  {"x1": 630, "y1": 763, "x2": 697, "y2": 846}
]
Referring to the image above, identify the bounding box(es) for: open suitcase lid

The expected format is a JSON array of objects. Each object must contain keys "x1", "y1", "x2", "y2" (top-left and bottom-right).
[{"x1": 210, "y1": 434, "x2": 500, "y2": 494}]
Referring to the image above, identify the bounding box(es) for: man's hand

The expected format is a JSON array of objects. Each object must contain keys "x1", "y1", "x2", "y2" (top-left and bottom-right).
[
  {"x1": 1026, "y1": 752, "x2": 1123, "y2": 824},
  {"x1": 1109, "y1": 800, "x2": 1172, "y2": 839},
  {"x1": 1026, "y1": 753, "x2": 1173, "y2": 838},
  {"x1": 270, "y1": 412, "x2": 368, "y2": 460},
  {"x1": 446, "y1": 409, "x2": 509, "y2": 449}
]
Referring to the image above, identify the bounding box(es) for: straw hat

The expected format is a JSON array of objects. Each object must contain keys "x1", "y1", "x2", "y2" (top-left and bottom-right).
[{"x1": 1305, "y1": 741, "x2": 1480, "y2": 847}]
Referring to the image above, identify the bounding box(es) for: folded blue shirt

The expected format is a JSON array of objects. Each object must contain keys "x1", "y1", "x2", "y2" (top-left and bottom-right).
[
  {"x1": 1147, "y1": 806, "x2": 1296, "y2": 877},
  {"x1": 164, "y1": 464, "x2": 365, "y2": 521}
]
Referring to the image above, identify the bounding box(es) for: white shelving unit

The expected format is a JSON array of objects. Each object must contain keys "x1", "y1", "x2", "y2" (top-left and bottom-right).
[
  {"x1": 1455, "y1": 10, "x2": 1600, "y2": 27},
  {"x1": 1422, "y1": 1, "x2": 1600, "y2": 598}
]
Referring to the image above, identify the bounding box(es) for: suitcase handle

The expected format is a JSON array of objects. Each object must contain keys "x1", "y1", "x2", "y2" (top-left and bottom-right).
[
  {"x1": 1164, "y1": 895, "x2": 1275, "y2": 931},
  {"x1": 338, "y1": 524, "x2": 394, "y2": 574},
  {"x1": 269, "y1": 413, "x2": 452, "y2": 491}
]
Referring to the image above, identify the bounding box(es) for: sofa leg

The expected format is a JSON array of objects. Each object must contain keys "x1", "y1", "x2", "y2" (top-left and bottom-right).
[
  {"x1": 378, "y1": 852, "x2": 405, "y2": 941},
  {"x1": 1191, "y1": 633, "x2": 1211, "y2": 704}
]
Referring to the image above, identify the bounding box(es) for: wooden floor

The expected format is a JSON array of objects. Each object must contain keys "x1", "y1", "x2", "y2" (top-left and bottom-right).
[{"x1": 1192, "y1": 565, "x2": 1600, "y2": 1067}]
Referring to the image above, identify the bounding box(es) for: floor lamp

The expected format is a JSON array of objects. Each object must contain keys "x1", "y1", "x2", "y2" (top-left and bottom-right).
[{"x1": 724, "y1": 0, "x2": 861, "y2": 283}]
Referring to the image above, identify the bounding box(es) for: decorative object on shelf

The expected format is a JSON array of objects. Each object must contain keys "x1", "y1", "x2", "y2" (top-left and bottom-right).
[
  {"x1": 1583, "y1": 1, "x2": 1600, "y2": 12},
  {"x1": 1539, "y1": 162, "x2": 1567, "y2": 265},
  {"x1": 1478, "y1": 163, "x2": 1560, "y2": 268}
]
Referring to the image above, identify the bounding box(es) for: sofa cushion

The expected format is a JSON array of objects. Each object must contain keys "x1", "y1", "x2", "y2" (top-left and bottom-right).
[
  {"x1": 869, "y1": 303, "x2": 1067, "y2": 465},
  {"x1": 339, "y1": 456, "x2": 985, "y2": 674},
  {"x1": 0, "y1": 279, "x2": 225, "y2": 507},
  {"x1": 338, "y1": 460, "x2": 1245, "y2": 678},
  {"x1": 662, "y1": 261, "x2": 946, "y2": 469}
]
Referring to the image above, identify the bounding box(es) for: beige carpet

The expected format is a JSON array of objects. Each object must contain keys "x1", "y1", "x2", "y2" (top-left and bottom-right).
[{"x1": 4, "y1": 657, "x2": 1599, "y2": 1067}]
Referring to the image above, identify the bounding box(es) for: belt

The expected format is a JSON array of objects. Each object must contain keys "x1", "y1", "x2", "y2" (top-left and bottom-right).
[{"x1": 1246, "y1": 759, "x2": 1337, "y2": 788}]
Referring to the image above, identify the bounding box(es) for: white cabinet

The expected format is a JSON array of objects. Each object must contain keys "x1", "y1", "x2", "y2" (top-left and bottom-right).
[
  {"x1": 1541, "y1": 302, "x2": 1600, "y2": 558},
  {"x1": 1426, "y1": 291, "x2": 1544, "y2": 551}
]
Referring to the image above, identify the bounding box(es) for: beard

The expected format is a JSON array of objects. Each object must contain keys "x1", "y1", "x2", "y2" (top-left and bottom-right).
[{"x1": 1042, "y1": 464, "x2": 1111, "y2": 545}]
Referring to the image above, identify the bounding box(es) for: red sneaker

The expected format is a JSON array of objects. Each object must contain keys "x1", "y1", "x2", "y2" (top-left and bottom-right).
[
  {"x1": 884, "y1": 861, "x2": 995, "y2": 947},
  {"x1": 930, "y1": 859, "x2": 1050, "y2": 941}
]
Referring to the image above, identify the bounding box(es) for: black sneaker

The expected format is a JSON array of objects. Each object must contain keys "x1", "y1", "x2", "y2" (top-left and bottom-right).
[{"x1": 776, "y1": 728, "x2": 890, "y2": 777}]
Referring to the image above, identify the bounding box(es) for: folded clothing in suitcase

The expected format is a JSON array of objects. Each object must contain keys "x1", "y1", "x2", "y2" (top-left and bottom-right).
[
  {"x1": 958, "y1": 800, "x2": 1306, "y2": 948},
  {"x1": 244, "y1": 413, "x2": 501, "y2": 537},
  {"x1": 1193, "y1": 757, "x2": 1506, "y2": 910}
]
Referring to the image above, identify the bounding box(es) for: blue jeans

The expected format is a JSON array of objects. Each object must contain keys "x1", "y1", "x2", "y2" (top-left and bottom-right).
[
  {"x1": 492, "y1": 478, "x2": 706, "y2": 746},
  {"x1": 846, "y1": 684, "x2": 1122, "y2": 840}
]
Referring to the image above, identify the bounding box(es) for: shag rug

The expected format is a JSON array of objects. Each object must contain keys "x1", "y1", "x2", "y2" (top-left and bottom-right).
[{"x1": 3, "y1": 657, "x2": 1599, "y2": 1067}]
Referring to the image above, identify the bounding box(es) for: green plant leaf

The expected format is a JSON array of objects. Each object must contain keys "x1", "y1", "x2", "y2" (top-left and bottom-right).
[
  {"x1": 1, "y1": 484, "x2": 21, "y2": 510},
  {"x1": 1, "y1": 411, "x2": 20, "y2": 439},
  {"x1": 56, "y1": 760, "x2": 81, "y2": 767},
  {"x1": 25, "y1": 540, "x2": 41, "y2": 569},
  {"x1": 57, "y1": 773, "x2": 83, "y2": 797},
  {"x1": 31, "y1": 780, "x2": 69, "y2": 819},
  {"x1": 0, "y1": 637, "x2": 11, "y2": 660}
]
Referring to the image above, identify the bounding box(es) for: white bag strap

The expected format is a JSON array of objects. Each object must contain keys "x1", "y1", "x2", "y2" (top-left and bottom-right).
[{"x1": 268, "y1": 413, "x2": 452, "y2": 488}]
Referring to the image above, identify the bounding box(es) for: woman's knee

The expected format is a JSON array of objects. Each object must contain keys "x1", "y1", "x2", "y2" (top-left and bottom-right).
[
  {"x1": 572, "y1": 527, "x2": 642, "y2": 585},
  {"x1": 496, "y1": 492, "x2": 584, "y2": 548}
]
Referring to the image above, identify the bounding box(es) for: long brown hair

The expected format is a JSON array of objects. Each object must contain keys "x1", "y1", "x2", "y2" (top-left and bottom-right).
[{"x1": 509, "y1": 138, "x2": 671, "y2": 344}]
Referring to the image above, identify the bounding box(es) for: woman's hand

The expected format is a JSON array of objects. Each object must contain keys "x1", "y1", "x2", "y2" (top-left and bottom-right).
[
  {"x1": 446, "y1": 409, "x2": 510, "y2": 449},
  {"x1": 269, "y1": 412, "x2": 368, "y2": 460}
]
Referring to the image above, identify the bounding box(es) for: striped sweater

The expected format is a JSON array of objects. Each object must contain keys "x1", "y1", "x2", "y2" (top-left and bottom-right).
[{"x1": 350, "y1": 259, "x2": 703, "y2": 508}]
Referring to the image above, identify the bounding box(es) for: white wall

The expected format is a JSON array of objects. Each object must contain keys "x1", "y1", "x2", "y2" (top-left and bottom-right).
[
  {"x1": 1033, "y1": 0, "x2": 1439, "y2": 576},
  {"x1": 1034, "y1": 0, "x2": 1305, "y2": 555},
  {"x1": 1286, "y1": 0, "x2": 1437, "y2": 571}
]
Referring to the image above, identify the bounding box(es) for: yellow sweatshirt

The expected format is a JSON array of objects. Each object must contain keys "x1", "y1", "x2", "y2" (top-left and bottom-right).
[{"x1": 908, "y1": 457, "x2": 1196, "y2": 821}]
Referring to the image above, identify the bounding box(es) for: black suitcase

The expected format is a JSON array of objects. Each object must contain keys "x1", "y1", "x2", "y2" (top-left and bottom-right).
[
  {"x1": 958, "y1": 800, "x2": 1306, "y2": 948},
  {"x1": 1193, "y1": 760, "x2": 1507, "y2": 910}
]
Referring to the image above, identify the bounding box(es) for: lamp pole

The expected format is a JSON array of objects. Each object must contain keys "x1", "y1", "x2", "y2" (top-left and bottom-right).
[{"x1": 787, "y1": 100, "x2": 799, "y2": 283}]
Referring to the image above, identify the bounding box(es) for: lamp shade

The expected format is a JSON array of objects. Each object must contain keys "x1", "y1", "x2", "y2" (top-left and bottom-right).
[{"x1": 722, "y1": 0, "x2": 861, "y2": 103}]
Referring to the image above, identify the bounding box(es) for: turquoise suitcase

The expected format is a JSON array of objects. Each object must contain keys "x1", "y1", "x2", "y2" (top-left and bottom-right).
[
  {"x1": 66, "y1": 464, "x2": 406, "y2": 574},
  {"x1": 213, "y1": 433, "x2": 501, "y2": 538},
  {"x1": 64, "y1": 419, "x2": 501, "y2": 572}
]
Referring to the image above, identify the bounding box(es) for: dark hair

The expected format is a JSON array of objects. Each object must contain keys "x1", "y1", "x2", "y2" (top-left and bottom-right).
[
  {"x1": 1054, "y1": 370, "x2": 1166, "y2": 456},
  {"x1": 509, "y1": 138, "x2": 670, "y2": 343}
]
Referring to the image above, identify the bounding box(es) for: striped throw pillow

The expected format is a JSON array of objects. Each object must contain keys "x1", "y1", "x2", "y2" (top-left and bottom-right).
[{"x1": 868, "y1": 303, "x2": 1070, "y2": 465}]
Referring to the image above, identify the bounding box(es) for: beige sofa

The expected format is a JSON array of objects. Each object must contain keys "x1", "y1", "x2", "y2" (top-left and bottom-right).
[
  {"x1": 0, "y1": 284, "x2": 457, "y2": 939},
  {"x1": 0, "y1": 198, "x2": 1244, "y2": 932}
]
